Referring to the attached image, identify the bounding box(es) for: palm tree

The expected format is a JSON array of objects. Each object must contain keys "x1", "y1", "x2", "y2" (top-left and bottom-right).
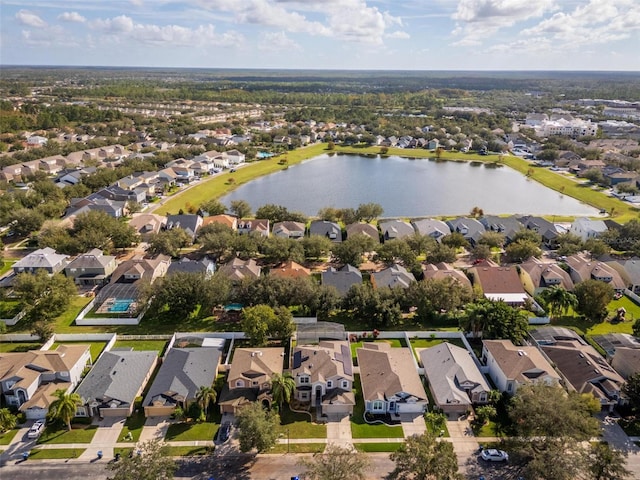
[
  {"x1": 0, "y1": 408, "x2": 17, "y2": 432},
  {"x1": 48, "y1": 388, "x2": 82, "y2": 431},
  {"x1": 271, "y1": 372, "x2": 296, "y2": 411},
  {"x1": 460, "y1": 301, "x2": 490, "y2": 338},
  {"x1": 539, "y1": 286, "x2": 578, "y2": 320},
  {"x1": 195, "y1": 385, "x2": 217, "y2": 419}
]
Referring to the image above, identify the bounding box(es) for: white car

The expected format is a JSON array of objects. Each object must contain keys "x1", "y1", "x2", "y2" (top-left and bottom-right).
[
  {"x1": 27, "y1": 420, "x2": 45, "y2": 439},
  {"x1": 481, "y1": 448, "x2": 508, "y2": 462}
]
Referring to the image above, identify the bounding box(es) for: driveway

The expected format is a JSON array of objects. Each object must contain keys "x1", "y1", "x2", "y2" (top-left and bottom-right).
[
  {"x1": 139, "y1": 416, "x2": 171, "y2": 443},
  {"x1": 399, "y1": 413, "x2": 426, "y2": 438},
  {"x1": 325, "y1": 414, "x2": 352, "y2": 447},
  {"x1": 79, "y1": 417, "x2": 125, "y2": 460}
]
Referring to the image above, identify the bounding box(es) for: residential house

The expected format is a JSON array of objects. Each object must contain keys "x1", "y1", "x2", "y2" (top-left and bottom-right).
[
  {"x1": 565, "y1": 254, "x2": 626, "y2": 291},
  {"x1": 165, "y1": 214, "x2": 203, "y2": 241},
  {"x1": 108, "y1": 254, "x2": 170, "y2": 285},
  {"x1": 238, "y1": 219, "x2": 270, "y2": 237},
  {"x1": 379, "y1": 220, "x2": 414, "y2": 241},
  {"x1": 167, "y1": 256, "x2": 215, "y2": 277},
  {"x1": 218, "y1": 347, "x2": 284, "y2": 414},
  {"x1": 479, "y1": 216, "x2": 524, "y2": 244},
  {"x1": 321, "y1": 265, "x2": 362, "y2": 296},
  {"x1": 143, "y1": 346, "x2": 222, "y2": 416},
  {"x1": 541, "y1": 340, "x2": 625, "y2": 412},
  {"x1": 345, "y1": 223, "x2": 380, "y2": 242},
  {"x1": 481, "y1": 340, "x2": 560, "y2": 395},
  {"x1": 128, "y1": 213, "x2": 167, "y2": 242},
  {"x1": 218, "y1": 257, "x2": 261, "y2": 282},
  {"x1": 97, "y1": 185, "x2": 147, "y2": 204},
  {"x1": 13, "y1": 247, "x2": 68, "y2": 275},
  {"x1": 612, "y1": 347, "x2": 640, "y2": 379},
  {"x1": 201, "y1": 214, "x2": 238, "y2": 231},
  {"x1": 427, "y1": 139, "x2": 439, "y2": 150},
  {"x1": 272, "y1": 221, "x2": 305, "y2": 239},
  {"x1": 570, "y1": 218, "x2": 608, "y2": 241},
  {"x1": 420, "y1": 343, "x2": 490, "y2": 414},
  {"x1": 0, "y1": 345, "x2": 91, "y2": 420},
  {"x1": 422, "y1": 263, "x2": 472, "y2": 289},
  {"x1": 611, "y1": 258, "x2": 640, "y2": 294},
  {"x1": 0, "y1": 164, "x2": 24, "y2": 182},
  {"x1": 519, "y1": 257, "x2": 575, "y2": 294},
  {"x1": 21, "y1": 159, "x2": 42, "y2": 177},
  {"x1": 225, "y1": 149, "x2": 246, "y2": 164},
  {"x1": 75, "y1": 350, "x2": 158, "y2": 419},
  {"x1": 356, "y1": 343, "x2": 428, "y2": 415},
  {"x1": 39, "y1": 155, "x2": 66, "y2": 175},
  {"x1": 270, "y1": 260, "x2": 310, "y2": 280},
  {"x1": 64, "y1": 248, "x2": 117, "y2": 286},
  {"x1": 411, "y1": 219, "x2": 451, "y2": 242},
  {"x1": 468, "y1": 263, "x2": 529, "y2": 306},
  {"x1": 446, "y1": 218, "x2": 486, "y2": 246},
  {"x1": 371, "y1": 264, "x2": 416, "y2": 289},
  {"x1": 309, "y1": 220, "x2": 342, "y2": 242},
  {"x1": 157, "y1": 167, "x2": 179, "y2": 185},
  {"x1": 517, "y1": 215, "x2": 560, "y2": 247},
  {"x1": 291, "y1": 341, "x2": 355, "y2": 417},
  {"x1": 607, "y1": 170, "x2": 638, "y2": 186},
  {"x1": 66, "y1": 197, "x2": 125, "y2": 218}
]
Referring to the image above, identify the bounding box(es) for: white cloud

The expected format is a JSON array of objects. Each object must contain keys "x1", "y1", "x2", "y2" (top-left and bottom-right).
[
  {"x1": 386, "y1": 31, "x2": 410, "y2": 39},
  {"x1": 22, "y1": 25, "x2": 79, "y2": 47},
  {"x1": 91, "y1": 15, "x2": 243, "y2": 47},
  {"x1": 16, "y1": 9, "x2": 47, "y2": 28},
  {"x1": 451, "y1": 0, "x2": 556, "y2": 46},
  {"x1": 258, "y1": 31, "x2": 301, "y2": 51},
  {"x1": 58, "y1": 12, "x2": 87, "y2": 23}
]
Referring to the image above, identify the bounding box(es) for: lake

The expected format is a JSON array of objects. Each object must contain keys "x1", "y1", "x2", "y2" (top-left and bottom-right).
[{"x1": 220, "y1": 154, "x2": 599, "y2": 217}]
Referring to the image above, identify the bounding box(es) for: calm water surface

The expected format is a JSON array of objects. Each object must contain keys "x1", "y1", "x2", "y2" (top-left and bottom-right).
[{"x1": 221, "y1": 154, "x2": 599, "y2": 217}]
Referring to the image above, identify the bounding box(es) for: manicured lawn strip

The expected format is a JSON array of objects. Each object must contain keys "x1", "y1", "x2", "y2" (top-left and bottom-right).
[
  {"x1": 0, "y1": 299, "x2": 22, "y2": 319},
  {"x1": 51, "y1": 342, "x2": 106, "y2": 362},
  {"x1": 155, "y1": 143, "x2": 327, "y2": 215},
  {"x1": 165, "y1": 421, "x2": 218, "y2": 442},
  {"x1": 52, "y1": 296, "x2": 93, "y2": 333},
  {"x1": 27, "y1": 448, "x2": 85, "y2": 460},
  {"x1": 114, "y1": 447, "x2": 133, "y2": 457},
  {"x1": 0, "y1": 342, "x2": 41, "y2": 353},
  {"x1": 354, "y1": 442, "x2": 403, "y2": 452},
  {"x1": 351, "y1": 374, "x2": 404, "y2": 439},
  {"x1": 114, "y1": 340, "x2": 168, "y2": 354},
  {"x1": 120, "y1": 411, "x2": 145, "y2": 443},
  {"x1": 279, "y1": 405, "x2": 326, "y2": 439},
  {"x1": 0, "y1": 428, "x2": 19, "y2": 445},
  {"x1": 269, "y1": 443, "x2": 325, "y2": 454},
  {"x1": 165, "y1": 446, "x2": 211, "y2": 456},
  {"x1": 474, "y1": 420, "x2": 505, "y2": 438},
  {"x1": 37, "y1": 425, "x2": 98, "y2": 444}
]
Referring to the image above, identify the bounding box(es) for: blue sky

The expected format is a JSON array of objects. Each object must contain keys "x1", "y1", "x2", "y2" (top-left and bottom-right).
[{"x1": 2, "y1": 0, "x2": 639, "y2": 70}]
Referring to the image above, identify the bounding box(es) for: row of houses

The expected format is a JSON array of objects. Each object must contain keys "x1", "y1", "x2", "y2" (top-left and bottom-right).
[{"x1": 3, "y1": 323, "x2": 633, "y2": 422}]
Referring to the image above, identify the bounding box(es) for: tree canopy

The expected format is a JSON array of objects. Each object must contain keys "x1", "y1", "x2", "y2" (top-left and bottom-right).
[
  {"x1": 107, "y1": 439, "x2": 176, "y2": 480},
  {"x1": 299, "y1": 443, "x2": 371, "y2": 480},
  {"x1": 389, "y1": 432, "x2": 463, "y2": 480},
  {"x1": 235, "y1": 402, "x2": 280, "y2": 453}
]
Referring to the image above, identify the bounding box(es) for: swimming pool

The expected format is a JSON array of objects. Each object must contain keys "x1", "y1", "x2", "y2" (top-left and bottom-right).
[{"x1": 109, "y1": 299, "x2": 135, "y2": 312}]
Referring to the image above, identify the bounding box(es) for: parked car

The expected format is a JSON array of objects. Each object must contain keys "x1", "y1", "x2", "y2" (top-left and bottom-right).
[
  {"x1": 27, "y1": 420, "x2": 45, "y2": 439},
  {"x1": 481, "y1": 448, "x2": 508, "y2": 462},
  {"x1": 219, "y1": 422, "x2": 232, "y2": 442}
]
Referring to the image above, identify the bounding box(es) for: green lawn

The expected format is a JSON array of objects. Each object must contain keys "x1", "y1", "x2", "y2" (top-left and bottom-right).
[
  {"x1": 113, "y1": 340, "x2": 167, "y2": 354},
  {"x1": 0, "y1": 428, "x2": 19, "y2": 445},
  {"x1": 52, "y1": 296, "x2": 93, "y2": 332},
  {"x1": 155, "y1": 143, "x2": 327, "y2": 215},
  {"x1": 354, "y1": 442, "x2": 403, "y2": 452},
  {"x1": 37, "y1": 424, "x2": 98, "y2": 444},
  {"x1": 269, "y1": 443, "x2": 325, "y2": 454},
  {"x1": 279, "y1": 405, "x2": 326, "y2": 439},
  {"x1": 27, "y1": 448, "x2": 85, "y2": 460},
  {"x1": 51, "y1": 342, "x2": 106, "y2": 362},
  {"x1": 120, "y1": 411, "x2": 145, "y2": 443},
  {"x1": 0, "y1": 299, "x2": 22, "y2": 319},
  {"x1": 351, "y1": 339, "x2": 406, "y2": 366},
  {"x1": 164, "y1": 421, "x2": 218, "y2": 442},
  {"x1": 0, "y1": 260, "x2": 15, "y2": 276},
  {"x1": 0, "y1": 342, "x2": 41, "y2": 353},
  {"x1": 351, "y1": 375, "x2": 404, "y2": 439},
  {"x1": 410, "y1": 338, "x2": 466, "y2": 362},
  {"x1": 165, "y1": 446, "x2": 212, "y2": 456},
  {"x1": 473, "y1": 420, "x2": 506, "y2": 438}
]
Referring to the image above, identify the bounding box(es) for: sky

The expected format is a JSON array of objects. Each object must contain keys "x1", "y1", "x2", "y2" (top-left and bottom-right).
[{"x1": 1, "y1": 0, "x2": 640, "y2": 71}]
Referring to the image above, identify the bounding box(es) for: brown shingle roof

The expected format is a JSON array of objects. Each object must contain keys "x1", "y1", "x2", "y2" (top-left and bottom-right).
[{"x1": 483, "y1": 340, "x2": 559, "y2": 384}]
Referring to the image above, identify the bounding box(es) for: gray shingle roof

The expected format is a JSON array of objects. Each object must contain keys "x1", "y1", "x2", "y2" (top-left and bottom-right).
[
  {"x1": 143, "y1": 347, "x2": 221, "y2": 407},
  {"x1": 76, "y1": 350, "x2": 157, "y2": 409},
  {"x1": 322, "y1": 265, "x2": 362, "y2": 295}
]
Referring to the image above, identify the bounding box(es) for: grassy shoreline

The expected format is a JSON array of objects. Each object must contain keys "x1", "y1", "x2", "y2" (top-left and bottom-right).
[{"x1": 153, "y1": 143, "x2": 636, "y2": 221}]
